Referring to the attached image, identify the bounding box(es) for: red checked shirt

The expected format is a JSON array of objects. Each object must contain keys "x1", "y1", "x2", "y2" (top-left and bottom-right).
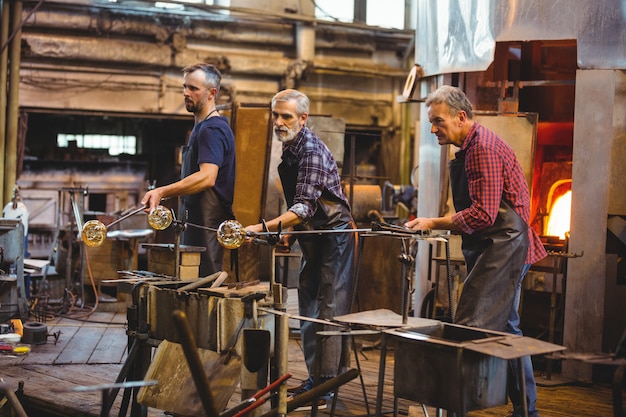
[{"x1": 451, "y1": 122, "x2": 547, "y2": 265}]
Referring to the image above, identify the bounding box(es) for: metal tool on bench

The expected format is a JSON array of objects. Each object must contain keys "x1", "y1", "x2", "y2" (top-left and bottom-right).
[{"x1": 81, "y1": 205, "x2": 173, "y2": 247}]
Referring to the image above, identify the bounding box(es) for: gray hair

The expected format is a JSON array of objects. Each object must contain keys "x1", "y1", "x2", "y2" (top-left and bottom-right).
[
  {"x1": 271, "y1": 89, "x2": 310, "y2": 116},
  {"x1": 425, "y1": 85, "x2": 473, "y2": 119},
  {"x1": 182, "y1": 63, "x2": 222, "y2": 92}
]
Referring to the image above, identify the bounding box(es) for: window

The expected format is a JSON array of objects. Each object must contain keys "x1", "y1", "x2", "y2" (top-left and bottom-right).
[
  {"x1": 57, "y1": 134, "x2": 137, "y2": 156},
  {"x1": 314, "y1": 0, "x2": 354, "y2": 23},
  {"x1": 366, "y1": 0, "x2": 405, "y2": 29},
  {"x1": 314, "y1": 0, "x2": 406, "y2": 29}
]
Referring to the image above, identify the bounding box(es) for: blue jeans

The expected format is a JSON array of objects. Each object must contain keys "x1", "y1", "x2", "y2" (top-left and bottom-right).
[{"x1": 506, "y1": 263, "x2": 540, "y2": 417}]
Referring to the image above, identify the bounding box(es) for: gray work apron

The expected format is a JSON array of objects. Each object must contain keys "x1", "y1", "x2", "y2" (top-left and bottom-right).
[{"x1": 449, "y1": 149, "x2": 529, "y2": 332}]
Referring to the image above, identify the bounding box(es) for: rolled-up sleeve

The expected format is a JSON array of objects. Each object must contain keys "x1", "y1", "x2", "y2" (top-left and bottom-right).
[{"x1": 288, "y1": 151, "x2": 324, "y2": 220}]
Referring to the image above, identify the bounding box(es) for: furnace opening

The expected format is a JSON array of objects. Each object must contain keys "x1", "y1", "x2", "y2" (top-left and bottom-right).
[{"x1": 546, "y1": 190, "x2": 571, "y2": 239}]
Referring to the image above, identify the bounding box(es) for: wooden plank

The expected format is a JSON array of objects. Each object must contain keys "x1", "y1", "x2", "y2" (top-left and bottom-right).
[
  {"x1": 1, "y1": 364, "x2": 125, "y2": 417},
  {"x1": 226, "y1": 104, "x2": 272, "y2": 282},
  {"x1": 55, "y1": 326, "x2": 106, "y2": 364},
  {"x1": 199, "y1": 282, "x2": 269, "y2": 298},
  {"x1": 230, "y1": 104, "x2": 272, "y2": 228},
  {"x1": 89, "y1": 324, "x2": 128, "y2": 364},
  {"x1": 53, "y1": 312, "x2": 116, "y2": 364},
  {"x1": 15, "y1": 318, "x2": 81, "y2": 365}
]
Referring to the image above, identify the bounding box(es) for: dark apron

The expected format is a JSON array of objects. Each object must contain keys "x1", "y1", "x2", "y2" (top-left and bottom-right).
[
  {"x1": 180, "y1": 143, "x2": 234, "y2": 276},
  {"x1": 449, "y1": 149, "x2": 529, "y2": 331},
  {"x1": 278, "y1": 160, "x2": 352, "y2": 231},
  {"x1": 279, "y1": 155, "x2": 357, "y2": 376}
]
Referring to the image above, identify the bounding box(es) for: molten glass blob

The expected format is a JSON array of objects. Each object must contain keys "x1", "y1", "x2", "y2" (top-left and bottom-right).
[
  {"x1": 217, "y1": 219, "x2": 247, "y2": 249},
  {"x1": 148, "y1": 205, "x2": 173, "y2": 231},
  {"x1": 81, "y1": 205, "x2": 173, "y2": 247},
  {"x1": 82, "y1": 220, "x2": 107, "y2": 247}
]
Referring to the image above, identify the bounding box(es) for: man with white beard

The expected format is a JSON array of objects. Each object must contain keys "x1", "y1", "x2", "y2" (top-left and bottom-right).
[{"x1": 245, "y1": 89, "x2": 356, "y2": 410}]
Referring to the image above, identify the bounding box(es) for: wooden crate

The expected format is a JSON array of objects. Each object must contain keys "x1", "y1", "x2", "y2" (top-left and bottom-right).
[
  {"x1": 85, "y1": 238, "x2": 139, "y2": 301},
  {"x1": 144, "y1": 244, "x2": 204, "y2": 281}
]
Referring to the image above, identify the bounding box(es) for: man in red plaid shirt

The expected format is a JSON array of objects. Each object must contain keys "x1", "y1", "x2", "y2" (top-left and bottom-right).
[{"x1": 406, "y1": 85, "x2": 547, "y2": 417}]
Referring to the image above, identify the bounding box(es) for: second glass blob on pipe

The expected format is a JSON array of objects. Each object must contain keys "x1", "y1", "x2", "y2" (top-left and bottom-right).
[{"x1": 81, "y1": 205, "x2": 173, "y2": 247}]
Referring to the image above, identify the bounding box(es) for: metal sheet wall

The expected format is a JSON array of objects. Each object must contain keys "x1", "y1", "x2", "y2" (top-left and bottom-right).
[{"x1": 416, "y1": 0, "x2": 626, "y2": 76}]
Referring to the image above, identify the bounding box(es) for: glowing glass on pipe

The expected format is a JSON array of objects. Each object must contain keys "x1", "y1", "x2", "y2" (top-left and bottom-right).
[
  {"x1": 216, "y1": 219, "x2": 249, "y2": 249},
  {"x1": 81, "y1": 205, "x2": 173, "y2": 248}
]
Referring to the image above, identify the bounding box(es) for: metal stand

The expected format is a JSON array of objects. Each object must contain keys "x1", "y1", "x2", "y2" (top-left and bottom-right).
[
  {"x1": 311, "y1": 329, "x2": 379, "y2": 417},
  {"x1": 61, "y1": 187, "x2": 88, "y2": 307},
  {"x1": 100, "y1": 282, "x2": 152, "y2": 417},
  {"x1": 172, "y1": 211, "x2": 184, "y2": 280},
  {"x1": 536, "y1": 249, "x2": 582, "y2": 386},
  {"x1": 399, "y1": 237, "x2": 414, "y2": 325}
]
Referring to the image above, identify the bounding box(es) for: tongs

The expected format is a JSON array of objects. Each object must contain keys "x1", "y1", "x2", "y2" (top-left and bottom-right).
[{"x1": 371, "y1": 221, "x2": 431, "y2": 236}]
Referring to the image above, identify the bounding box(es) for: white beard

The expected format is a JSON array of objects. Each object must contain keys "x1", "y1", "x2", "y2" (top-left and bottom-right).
[{"x1": 273, "y1": 124, "x2": 299, "y2": 143}]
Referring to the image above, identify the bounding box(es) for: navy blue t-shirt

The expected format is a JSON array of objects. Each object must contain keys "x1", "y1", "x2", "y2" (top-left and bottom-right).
[{"x1": 182, "y1": 115, "x2": 236, "y2": 213}]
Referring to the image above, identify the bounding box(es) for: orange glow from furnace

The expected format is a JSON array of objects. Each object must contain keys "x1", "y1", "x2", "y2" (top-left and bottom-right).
[{"x1": 546, "y1": 190, "x2": 571, "y2": 239}]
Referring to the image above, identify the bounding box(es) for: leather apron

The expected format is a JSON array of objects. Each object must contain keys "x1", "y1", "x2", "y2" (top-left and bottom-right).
[
  {"x1": 278, "y1": 161, "x2": 353, "y2": 231},
  {"x1": 449, "y1": 149, "x2": 529, "y2": 332},
  {"x1": 180, "y1": 140, "x2": 234, "y2": 276},
  {"x1": 278, "y1": 155, "x2": 356, "y2": 377}
]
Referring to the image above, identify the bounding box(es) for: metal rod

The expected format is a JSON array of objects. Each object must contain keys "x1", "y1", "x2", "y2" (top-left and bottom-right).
[
  {"x1": 259, "y1": 369, "x2": 359, "y2": 417},
  {"x1": 228, "y1": 373, "x2": 292, "y2": 417},
  {"x1": 190, "y1": 218, "x2": 447, "y2": 239},
  {"x1": 445, "y1": 238, "x2": 454, "y2": 321},
  {"x1": 401, "y1": 243, "x2": 410, "y2": 325},
  {"x1": 174, "y1": 226, "x2": 181, "y2": 280},
  {"x1": 106, "y1": 206, "x2": 147, "y2": 229},
  {"x1": 272, "y1": 283, "x2": 289, "y2": 417},
  {"x1": 258, "y1": 307, "x2": 350, "y2": 329},
  {"x1": 546, "y1": 254, "x2": 558, "y2": 380},
  {"x1": 70, "y1": 191, "x2": 84, "y2": 234},
  {"x1": 349, "y1": 133, "x2": 356, "y2": 209},
  {"x1": 269, "y1": 241, "x2": 276, "y2": 296},
  {"x1": 375, "y1": 332, "x2": 388, "y2": 417}
]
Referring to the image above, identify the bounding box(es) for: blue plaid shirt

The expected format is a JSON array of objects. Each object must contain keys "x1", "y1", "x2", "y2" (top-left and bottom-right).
[{"x1": 281, "y1": 126, "x2": 349, "y2": 221}]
